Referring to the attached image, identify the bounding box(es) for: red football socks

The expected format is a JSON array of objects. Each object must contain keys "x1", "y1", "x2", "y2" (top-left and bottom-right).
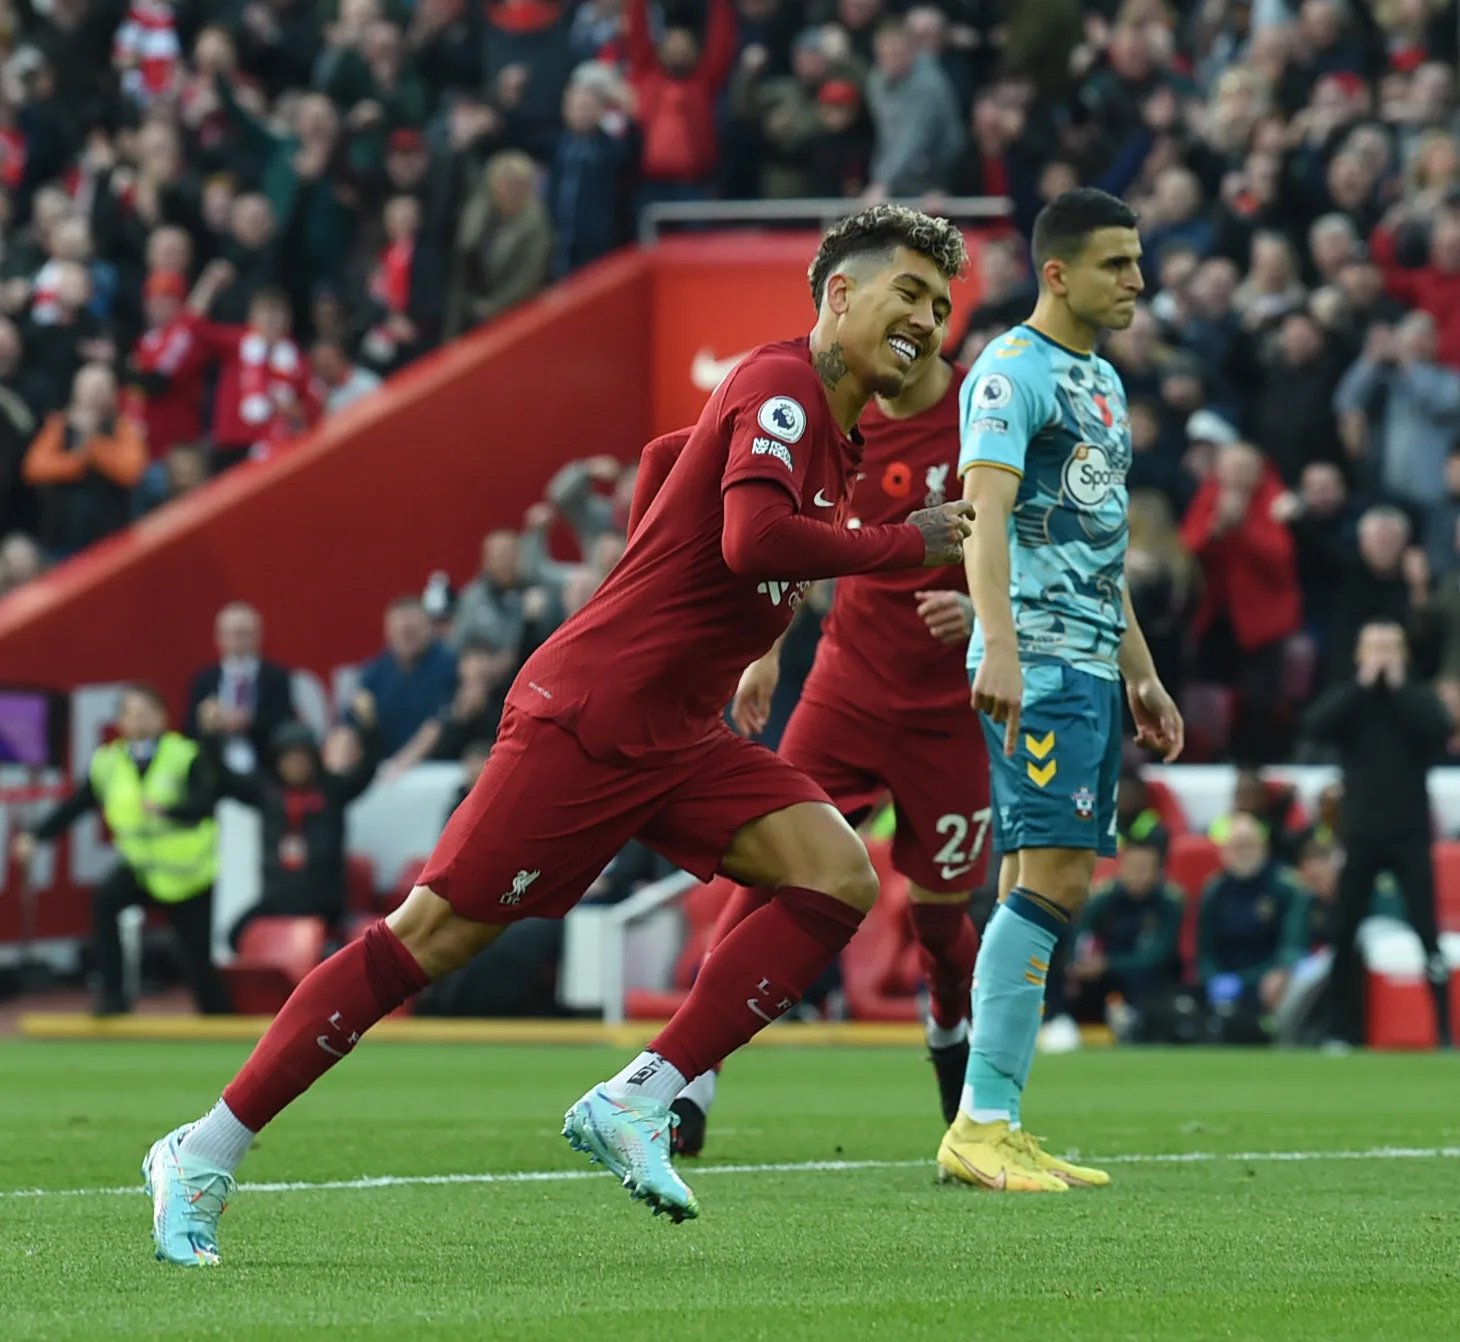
[
  {"x1": 908, "y1": 902, "x2": 978, "y2": 1030},
  {"x1": 705, "y1": 877, "x2": 774, "y2": 950},
  {"x1": 652, "y1": 886, "x2": 864, "y2": 1079},
  {"x1": 222, "y1": 921, "x2": 430, "y2": 1132}
]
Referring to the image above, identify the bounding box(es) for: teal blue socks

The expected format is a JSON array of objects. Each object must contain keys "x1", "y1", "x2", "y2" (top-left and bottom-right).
[{"x1": 960, "y1": 889, "x2": 1066, "y2": 1127}]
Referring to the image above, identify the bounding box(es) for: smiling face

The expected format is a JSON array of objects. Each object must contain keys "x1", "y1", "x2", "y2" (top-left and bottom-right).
[{"x1": 828, "y1": 244, "x2": 953, "y2": 398}]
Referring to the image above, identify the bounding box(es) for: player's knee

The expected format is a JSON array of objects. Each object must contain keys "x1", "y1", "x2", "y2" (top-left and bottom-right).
[
  {"x1": 386, "y1": 884, "x2": 501, "y2": 980},
  {"x1": 820, "y1": 846, "x2": 880, "y2": 914},
  {"x1": 1018, "y1": 849, "x2": 1096, "y2": 916}
]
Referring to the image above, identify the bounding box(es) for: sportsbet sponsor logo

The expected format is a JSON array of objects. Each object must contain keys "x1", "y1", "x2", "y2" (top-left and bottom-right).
[
  {"x1": 751, "y1": 437, "x2": 795, "y2": 470},
  {"x1": 1062, "y1": 443, "x2": 1124, "y2": 507}
]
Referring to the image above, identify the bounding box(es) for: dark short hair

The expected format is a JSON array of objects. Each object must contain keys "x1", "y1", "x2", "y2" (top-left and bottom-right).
[
  {"x1": 1031, "y1": 188, "x2": 1139, "y2": 270},
  {"x1": 1125, "y1": 824, "x2": 1170, "y2": 863},
  {"x1": 387, "y1": 594, "x2": 426, "y2": 614},
  {"x1": 808, "y1": 203, "x2": 968, "y2": 309}
]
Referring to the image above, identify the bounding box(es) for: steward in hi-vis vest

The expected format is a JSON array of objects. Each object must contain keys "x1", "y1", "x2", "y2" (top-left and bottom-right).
[{"x1": 13, "y1": 683, "x2": 230, "y2": 1017}]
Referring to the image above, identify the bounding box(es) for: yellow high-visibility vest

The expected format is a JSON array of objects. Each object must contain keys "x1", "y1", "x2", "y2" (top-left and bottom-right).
[{"x1": 89, "y1": 734, "x2": 217, "y2": 903}]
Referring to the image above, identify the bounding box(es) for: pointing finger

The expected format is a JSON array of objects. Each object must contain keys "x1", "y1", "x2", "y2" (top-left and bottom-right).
[
  {"x1": 1003, "y1": 703, "x2": 1021, "y2": 757},
  {"x1": 946, "y1": 501, "x2": 975, "y2": 519}
]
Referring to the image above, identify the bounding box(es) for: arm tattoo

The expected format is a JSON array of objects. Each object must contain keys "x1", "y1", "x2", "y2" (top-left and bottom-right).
[{"x1": 813, "y1": 342, "x2": 848, "y2": 390}]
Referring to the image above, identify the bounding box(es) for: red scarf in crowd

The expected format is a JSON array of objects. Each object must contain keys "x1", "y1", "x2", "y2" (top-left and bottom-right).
[{"x1": 113, "y1": 0, "x2": 181, "y2": 105}]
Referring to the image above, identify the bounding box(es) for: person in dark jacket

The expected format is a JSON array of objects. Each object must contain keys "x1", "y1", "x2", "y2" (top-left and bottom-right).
[
  {"x1": 198, "y1": 690, "x2": 382, "y2": 949},
  {"x1": 546, "y1": 81, "x2": 639, "y2": 278},
  {"x1": 184, "y1": 602, "x2": 298, "y2": 775},
  {"x1": 1196, "y1": 811, "x2": 1306, "y2": 1023},
  {"x1": 1062, "y1": 828, "x2": 1185, "y2": 1028},
  {"x1": 1302, "y1": 620, "x2": 1453, "y2": 1046}
]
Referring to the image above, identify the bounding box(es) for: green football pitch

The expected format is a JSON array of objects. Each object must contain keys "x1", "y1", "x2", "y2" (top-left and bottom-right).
[{"x1": 1, "y1": 1040, "x2": 1457, "y2": 1341}]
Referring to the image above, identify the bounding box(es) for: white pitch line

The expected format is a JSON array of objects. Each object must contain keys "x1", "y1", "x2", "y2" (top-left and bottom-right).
[{"x1": 3, "y1": 1146, "x2": 1459, "y2": 1202}]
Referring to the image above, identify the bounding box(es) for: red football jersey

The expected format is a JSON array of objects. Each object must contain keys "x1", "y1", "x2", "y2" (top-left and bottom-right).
[
  {"x1": 508, "y1": 339, "x2": 870, "y2": 764},
  {"x1": 800, "y1": 361, "x2": 972, "y2": 728}
]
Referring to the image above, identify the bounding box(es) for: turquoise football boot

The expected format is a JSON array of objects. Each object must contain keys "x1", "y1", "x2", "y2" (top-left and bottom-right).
[
  {"x1": 562, "y1": 1086, "x2": 700, "y2": 1222},
  {"x1": 142, "y1": 1126, "x2": 237, "y2": 1265}
]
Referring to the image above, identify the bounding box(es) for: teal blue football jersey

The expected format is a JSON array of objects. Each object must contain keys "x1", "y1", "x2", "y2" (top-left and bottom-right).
[{"x1": 957, "y1": 325, "x2": 1130, "y2": 682}]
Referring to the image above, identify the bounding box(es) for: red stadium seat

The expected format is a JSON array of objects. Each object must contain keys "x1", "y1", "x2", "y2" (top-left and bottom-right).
[
  {"x1": 345, "y1": 853, "x2": 376, "y2": 913},
  {"x1": 1366, "y1": 970, "x2": 1459, "y2": 1049},
  {"x1": 1433, "y1": 841, "x2": 1460, "y2": 933},
  {"x1": 220, "y1": 916, "x2": 328, "y2": 1014},
  {"x1": 1143, "y1": 778, "x2": 1189, "y2": 835},
  {"x1": 625, "y1": 878, "x2": 733, "y2": 1019},
  {"x1": 1165, "y1": 834, "x2": 1222, "y2": 979}
]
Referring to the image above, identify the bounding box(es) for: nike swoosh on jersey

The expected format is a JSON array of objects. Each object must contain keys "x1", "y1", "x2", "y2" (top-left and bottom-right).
[
  {"x1": 939, "y1": 863, "x2": 974, "y2": 881},
  {"x1": 690, "y1": 348, "x2": 750, "y2": 392},
  {"x1": 813, "y1": 489, "x2": 834, "y2": 507}
]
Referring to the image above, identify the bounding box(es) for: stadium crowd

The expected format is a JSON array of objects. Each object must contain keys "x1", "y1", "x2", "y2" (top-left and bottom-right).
[{"x1": 2, "y1": 0, "x2": 1460, "y2": 756}]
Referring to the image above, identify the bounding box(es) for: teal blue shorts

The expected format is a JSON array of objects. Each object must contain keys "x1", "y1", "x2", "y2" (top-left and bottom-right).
[{"x1": 979, "y1": 661, "x2": 1122, "y2": 858}]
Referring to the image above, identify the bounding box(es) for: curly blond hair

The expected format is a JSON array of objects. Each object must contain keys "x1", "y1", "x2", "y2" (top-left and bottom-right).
[{"x1": 807, "y1": 205, "x2": 968, "y2": 308}]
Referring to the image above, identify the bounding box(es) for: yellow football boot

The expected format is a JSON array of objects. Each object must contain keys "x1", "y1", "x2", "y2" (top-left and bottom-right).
[
  {"x1": 936, "y1": 1114, "x2": 1068, "y2": 1192},
  {"x1": 1010, "y1": 1129, "x2": 1111, "y2": 1188}
]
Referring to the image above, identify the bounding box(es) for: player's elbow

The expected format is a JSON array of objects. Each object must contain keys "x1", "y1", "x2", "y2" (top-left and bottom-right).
[{"x1": 722, "y1": 528, "x2": 770, "y2": 578}]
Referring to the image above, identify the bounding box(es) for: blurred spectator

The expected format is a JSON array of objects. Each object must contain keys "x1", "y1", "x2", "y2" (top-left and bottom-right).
[
  {"x1": 185, "y1": 602, "x2": 299, "y2": 776},
  {"x1": 198, "y1": 690, "x2": 381, "y2": 950},
  {"x1": 865, "y1": 17, "x2": 963, "y2": 198},
  {"x1": 1369, "y1": 203, "x2": 1460, "y2": 368},
  {"x1": 541, "y1": 453, "x2": 634, "y2": 552},
  {"x1": 310, "y1": 338, "x2": 382, "y2": 415},
  {"x1": 1239, "y1": 311, "x2": 1346, "y2": 484},
  {"x1": 625, "y1": 0, "x2": 737, "y2": 211},
  {"x1": 446, "y1": 150, "x2": 552, "y2": 338},
  {"x1": 159, "y1": 443, "x2": 209, "y2": 507},
  {"x1": 0, "y1": 532, "x2": 45, "y2": 596},
  {"x1": 1196, "y1": 810, "x2": 1303, "y2": 1033},
  {"x1": 22, "y1": 363, "x2": 146, "y2": 556},
  {"x1": 957, "y1": 236, "x2": 1037, "y2": 361},
  {"x1": 1209, "y1": 767, "x2": 1307, "y2": 865},
  {"x1": 1125, "y1": 489, "x2": 1198, "y2": 708},
  {"x1": 358, "y1": 594, "x2": 458, "y2": 757},
  {"x1": 453, "y1": 528, "x2": 552, "y2": 663},
  {"x1": 1060, "y1": 827, "x2": 1185, "y2": 1035},
  {"x1": 1233, "y1": 231, "x2": 1307, "y2": 333},
  {"x1": 1326, "y1": 504, "x2": 1429, "y2": 681},
  {"x1": 186, "y1": 262, "x2": 320, "y2": 474},
  {"x1": 11, "y1": 683, "x2": 228, "y2": 1018},
  {"x1": 354, "y1": 188, "x2": 441, "y2": 376},
  {"x1": 1272, "y1": 461, "x2": 1358, "y2": 661},
  {"x1": 381, "y1": 641, "x2": 507, "y2": 779},
  {"x1": 548, "y1": 78, "x2": 639, "y2": 276},
  {"x1": 0, "y1": 316, "x2": 40, "y2": 538},
  {"x1": 1334, "y1": 313, "x2": 1460, "y2": 518},
  {"x1": 1303, "y1": 620, "x2": 1452, "y2": 1047},
  {"x1": 1182, "y1": 442, "x2": 1303, "y2": 763},
  {"x1": 730, "y1": 29, "x2": 866, "y2": 201}
]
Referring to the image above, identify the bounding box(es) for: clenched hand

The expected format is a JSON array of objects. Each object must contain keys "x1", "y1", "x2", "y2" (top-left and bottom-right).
[{"x1": 908, "y1": 501, "x2": 975, "y2": 568}]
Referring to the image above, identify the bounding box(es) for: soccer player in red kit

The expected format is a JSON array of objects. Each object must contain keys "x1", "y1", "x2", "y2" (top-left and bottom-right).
[
  {"x1": 143, "y1": 205, "x2": 973, "y2": 1262},
  {"x1": 666, "y1": 347, "x2": 992, "y2": 1157}
]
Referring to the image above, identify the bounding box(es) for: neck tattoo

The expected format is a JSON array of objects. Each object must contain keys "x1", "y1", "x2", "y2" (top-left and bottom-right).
[{"x1": 814, "y1": 342, "x2": 848, "y2": 391}]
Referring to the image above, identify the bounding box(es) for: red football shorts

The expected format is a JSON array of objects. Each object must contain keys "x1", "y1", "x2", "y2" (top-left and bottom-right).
[
  {"x1": 778, "y1": 699, "x2": 991, "y2": 894},
  {"x1": 417, "y1": 705, "x2": 833, "y2": 923}
]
